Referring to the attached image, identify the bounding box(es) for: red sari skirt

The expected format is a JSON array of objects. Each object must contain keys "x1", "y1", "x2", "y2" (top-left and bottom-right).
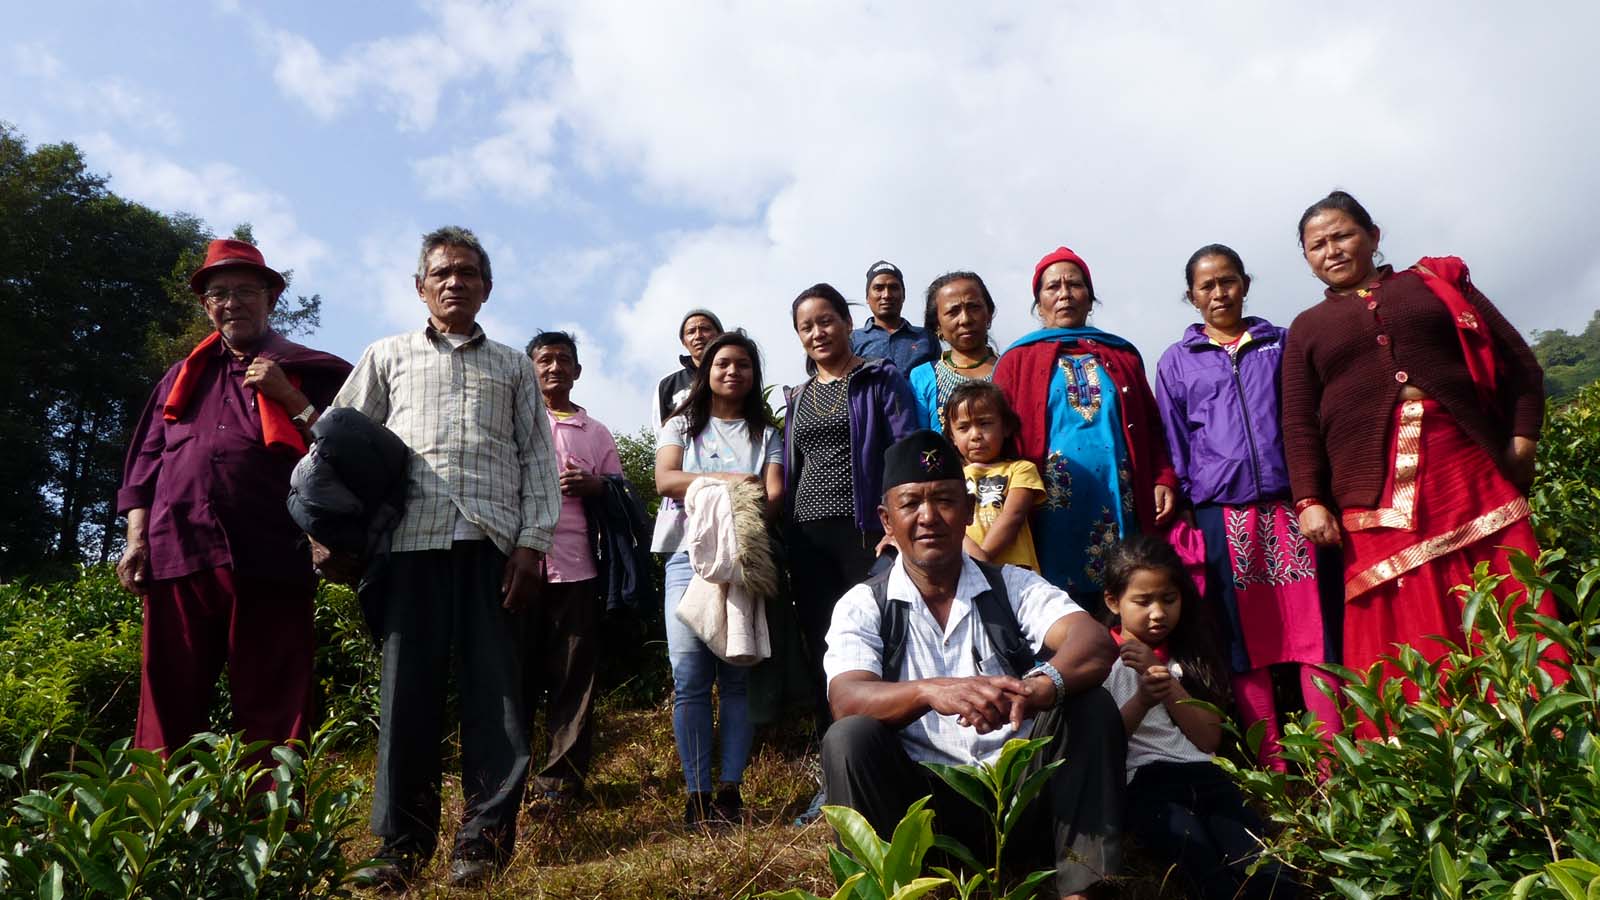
[{"x1": 1340, "y1": 399, "x2": 1561, "y2": 735}]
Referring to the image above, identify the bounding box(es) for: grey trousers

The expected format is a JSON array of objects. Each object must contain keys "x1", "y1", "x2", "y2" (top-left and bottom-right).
[
  {"x1": 822, "y1": 687, "x2": 1126, "y2": 895},
  {"x1": 370, "y1": 541, "x2": 531, "y2": 863}
]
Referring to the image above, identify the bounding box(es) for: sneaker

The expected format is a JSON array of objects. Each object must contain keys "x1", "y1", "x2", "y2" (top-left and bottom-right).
[
  {"x1": 711, "y1": 784, "x2": 743, "y2": 826},
  {"x1": 793, "y1": 787, "x2": 826, "y2": 827}
]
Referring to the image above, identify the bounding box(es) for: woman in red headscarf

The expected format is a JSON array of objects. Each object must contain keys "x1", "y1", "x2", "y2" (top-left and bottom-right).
[
  {"x1": 1282, "y1": 191, "x2": 1561, "y2": 734},
  {"x1": 992, "y1": 247, "x2": 1179, "y2": 600}
]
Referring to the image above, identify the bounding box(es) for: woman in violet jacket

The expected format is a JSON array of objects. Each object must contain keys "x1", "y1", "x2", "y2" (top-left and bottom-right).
[
  {"x1": 782, "y1": 283, "x2": 918, "y2": 733},
  {"x1": 1155, "y1": 244, "x2": 1341, "y2": 770}
]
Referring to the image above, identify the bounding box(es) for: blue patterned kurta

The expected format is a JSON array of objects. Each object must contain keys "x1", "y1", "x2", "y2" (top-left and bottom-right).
[{"x1": 1033, "y1": 351, "x2": 1134, "y2": 598}]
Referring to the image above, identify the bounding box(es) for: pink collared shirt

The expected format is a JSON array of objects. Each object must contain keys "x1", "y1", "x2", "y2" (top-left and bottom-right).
[{"x1": 545, "y1": 404, "x2": 623, "y2": 583}]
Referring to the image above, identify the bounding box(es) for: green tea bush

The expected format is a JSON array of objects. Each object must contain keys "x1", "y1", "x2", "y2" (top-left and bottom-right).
[
  {"x1": 1225, "y1": 552, "x2": 1600, "y2": 898},
  {"x1": 0, "y1": 727, "x2": 367, "y2": 898},
  {"x1": 0, "y1": 567, "x2": 143, "y2": 769},
  {"x1": 309, "y1": 582, "x2": 380, "y2": 744},
  {"x1": 1530, "y1": 380, "x2": 1600, "y2": 574}
]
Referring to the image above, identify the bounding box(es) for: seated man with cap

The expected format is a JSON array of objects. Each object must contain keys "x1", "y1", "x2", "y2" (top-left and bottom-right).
[
  {"x1": 849, "y1": 260, "x2": 938, "y2": 375},
  {"x1": 822, "y1": 430, "x2": 1124, "y2": 900}
]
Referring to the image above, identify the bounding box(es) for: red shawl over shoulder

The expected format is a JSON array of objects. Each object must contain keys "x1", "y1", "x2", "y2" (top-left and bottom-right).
[{"x1": 993, "y1": 335, "x2": 1178, "y2": 532}]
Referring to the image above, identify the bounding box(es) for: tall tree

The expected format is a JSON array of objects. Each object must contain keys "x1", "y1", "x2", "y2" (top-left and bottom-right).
[
  {"x1": 0, "y1": 125, "x2": 205, "y2": 576},
  {"x1": 1532, "y1": 310, "x2": 1600, "y2": 404}
]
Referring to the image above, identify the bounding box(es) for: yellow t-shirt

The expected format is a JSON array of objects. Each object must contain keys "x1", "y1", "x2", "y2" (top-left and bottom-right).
[{"x1": 964, "y1": 459, "x2": 1044, "y2": 571}]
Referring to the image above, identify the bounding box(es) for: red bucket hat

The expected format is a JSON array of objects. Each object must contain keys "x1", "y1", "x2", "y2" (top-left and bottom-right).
[
  {"x1": 189, "y1": 239, "x2": 287, "y2": 295},
  {"x1": 1031, "y1": 246, "x2": 1094, "y2": 299}
]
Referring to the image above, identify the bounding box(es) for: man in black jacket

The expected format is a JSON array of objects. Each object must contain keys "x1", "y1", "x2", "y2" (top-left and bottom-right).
[{"x1": 652, "y1": 308, "x2": 723, "y2": 428}]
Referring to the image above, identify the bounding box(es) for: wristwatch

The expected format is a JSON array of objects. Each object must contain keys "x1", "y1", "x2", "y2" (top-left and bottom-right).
[
  {"x1": 1022, "y1": 661, "x2": 1066, "y2": 707},
  {"x1": 291, "y1": 403, "x2": 317, "y2": 426}
]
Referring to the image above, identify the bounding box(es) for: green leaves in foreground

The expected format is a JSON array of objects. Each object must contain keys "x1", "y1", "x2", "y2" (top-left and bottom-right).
[
  {"x1": 0, "y1": 725, "x2": 369, "y2": 898},
  {"x1": 922, "y1": 736, "x2": 1059, "y2": 900},
  {"x1": 758, "y1": 797, "x2": 946, "y2": 900},
  {"x1": 1219, "y1": 551, "x2": 1600, "y2": 898}
]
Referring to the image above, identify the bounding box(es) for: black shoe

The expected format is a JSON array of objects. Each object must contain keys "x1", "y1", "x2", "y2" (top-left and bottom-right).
[
  {"x1": 352, "y1": 855, "x2": 422, "y2": 892},
  {"x1": 712, "y1": 784, "x2": 743, "y2": 826},
  {"x1": 684, "y1": 791, "x2": 713, "y2": 827},
  {"x1": 447, "y1": 856, "x2": 499, "y2": 889}
]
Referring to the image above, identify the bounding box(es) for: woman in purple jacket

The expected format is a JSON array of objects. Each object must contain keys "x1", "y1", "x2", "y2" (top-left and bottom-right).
[
  {"x1": 1155, "y1": 244, "x2": 1341, "y2": 770},
  {"x1": 784, "y1": 283, "x2": 919, "y2": 731}
]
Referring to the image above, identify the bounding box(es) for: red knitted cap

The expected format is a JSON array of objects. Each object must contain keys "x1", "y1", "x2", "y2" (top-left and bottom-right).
[{"x1": 1032, "y1": 246, "x2": 1093, "y2": 299}]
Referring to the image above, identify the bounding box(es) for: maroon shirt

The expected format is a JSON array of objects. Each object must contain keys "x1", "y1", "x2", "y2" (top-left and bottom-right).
[{"x1": 116, "y1": 332, "x2": 352, "y2": 587}]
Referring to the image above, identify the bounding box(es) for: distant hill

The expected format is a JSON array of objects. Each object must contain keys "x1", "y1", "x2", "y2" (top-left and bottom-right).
[{"x1": 1533, "y1": 310, "x2": 1600, "y2": 404}]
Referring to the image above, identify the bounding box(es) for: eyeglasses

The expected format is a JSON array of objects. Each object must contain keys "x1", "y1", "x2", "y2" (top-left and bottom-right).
[{"x1": 202, "y1": 286, "x2": 269, "y2": 306}]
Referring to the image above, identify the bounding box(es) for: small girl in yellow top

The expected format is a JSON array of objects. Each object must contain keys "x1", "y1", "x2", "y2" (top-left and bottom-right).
[{"x1": 944, "y1": 381, "x2": 1043, "y2": 570}]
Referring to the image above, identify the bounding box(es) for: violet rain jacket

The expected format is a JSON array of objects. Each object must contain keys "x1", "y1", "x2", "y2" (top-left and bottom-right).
[{"x1": 1154, "y1": 317, "x2": 1293, "y2": 507}]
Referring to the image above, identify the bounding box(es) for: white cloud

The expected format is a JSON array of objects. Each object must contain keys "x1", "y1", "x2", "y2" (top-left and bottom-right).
[
  {"x1": 128, "y1": 1, "x2": 1600, "y2": 435},
  {"x1": 13, "y1": 42, "x2": 63, "y2": 79},
  {"x1": 6, "y1": 44, "x2": 182, "y2": 141},
  {"x1": 76, "y1": 133, "x2": 328, "y2": 286},
  {"x1": 411, "y1": 97, "x2": 559, "y2": 201},
  {"x1": 250, "y1": 0, "x2": 556, "y2": 130}
]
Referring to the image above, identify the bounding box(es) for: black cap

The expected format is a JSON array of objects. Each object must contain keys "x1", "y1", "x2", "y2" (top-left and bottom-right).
[
  {"x1": 882, "y1": 430, "x2": 964, "y2": 493},
  {"x1": 865, "y1": 259, "x2": 904, "y2": 293}
]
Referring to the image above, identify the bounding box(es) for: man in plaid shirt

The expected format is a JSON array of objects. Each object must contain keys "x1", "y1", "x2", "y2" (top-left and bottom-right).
[{"x1": 336, "y1": 226, "x2": 560, "y2": 890}]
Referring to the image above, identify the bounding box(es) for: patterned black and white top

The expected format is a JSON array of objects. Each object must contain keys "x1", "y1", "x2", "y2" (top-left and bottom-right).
[{"x1": 791, "y1": 372, "x2": 855, "y2": 523}]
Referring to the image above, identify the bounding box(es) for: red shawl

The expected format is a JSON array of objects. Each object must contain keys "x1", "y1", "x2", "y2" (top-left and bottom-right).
[
  {"x1": 993, "y1": 337, "x2": 1178, "y2": 532},
  {"x1": 162, "y1": 331, "x2": 334, "y2": 456},
  {"x1": 1410, "y1": 256, "x2": 1498, "y2": 409}
]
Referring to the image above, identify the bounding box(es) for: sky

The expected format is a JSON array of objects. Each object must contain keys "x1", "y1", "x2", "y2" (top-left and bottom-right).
[{"x1": 7, "y1": 1, "x2": 1599, "y2": 436}]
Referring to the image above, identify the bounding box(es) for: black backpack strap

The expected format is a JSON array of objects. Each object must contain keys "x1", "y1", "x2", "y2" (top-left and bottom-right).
[
  {"x1": 868, "y1": 568, "x2": 909, "y2": 683},
  {"x1": 970, "y1": 560, "x2": 1039, "y2": 677}
]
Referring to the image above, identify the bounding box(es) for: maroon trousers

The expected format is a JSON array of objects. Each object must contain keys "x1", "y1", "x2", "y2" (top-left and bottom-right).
[{"x1": 134, "y1": 567, "x2": 316, "y2": 754}]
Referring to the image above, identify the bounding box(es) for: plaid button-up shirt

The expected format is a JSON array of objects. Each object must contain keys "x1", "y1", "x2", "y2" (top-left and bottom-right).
[
  {"x1": 332, "y1": 323, "x2": 560, "y2": 556},
  {"x1": 823, "y1": 555, "x2": 1085, "y2": 766}
]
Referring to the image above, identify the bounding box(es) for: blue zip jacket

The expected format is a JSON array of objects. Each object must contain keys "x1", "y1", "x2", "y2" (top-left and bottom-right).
[{"x1": 1154, "y1": 317, "x2": 1292, "y2": 506}]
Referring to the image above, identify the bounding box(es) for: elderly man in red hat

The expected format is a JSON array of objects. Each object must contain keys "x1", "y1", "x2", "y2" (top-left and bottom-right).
[{"x1": 116, "y1": 239, "x2": 352, "y2": 755}]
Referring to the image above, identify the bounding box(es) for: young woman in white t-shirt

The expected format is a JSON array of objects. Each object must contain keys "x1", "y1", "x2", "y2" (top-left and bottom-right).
[
  {"x1": 1102, "y1": 535, "x2": 1300, "y2": 899},
  {"x1": 653, "y1": 331, "x2": 784, "y2": 828}
]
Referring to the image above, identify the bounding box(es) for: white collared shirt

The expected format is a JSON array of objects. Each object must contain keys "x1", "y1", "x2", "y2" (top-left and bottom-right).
[{"x1": 823, "y1": 554, "x2": 1085, "y2": 766}]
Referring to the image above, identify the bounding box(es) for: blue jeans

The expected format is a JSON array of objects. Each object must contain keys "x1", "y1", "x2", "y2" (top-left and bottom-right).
[{"x1": 663, "y1": 551, "x2": 753, "y2": 793}]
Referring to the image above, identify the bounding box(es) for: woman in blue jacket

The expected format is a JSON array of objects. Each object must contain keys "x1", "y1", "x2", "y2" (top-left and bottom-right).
[{"x1": 1155, "y1": 244, "x2": 1341, "y2": 770}]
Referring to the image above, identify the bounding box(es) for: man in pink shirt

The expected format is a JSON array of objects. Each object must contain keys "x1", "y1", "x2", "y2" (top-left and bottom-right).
[{"x1": 524, "y1": 331, "x2": 623, "y2": 803}]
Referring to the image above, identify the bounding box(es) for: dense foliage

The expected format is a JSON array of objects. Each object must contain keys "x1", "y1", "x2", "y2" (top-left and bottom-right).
[
  {"x1": 1529, "y1": 379, "x2": 1600, "y2": 574},
  {"x1": 1533, "y1": 311, "x2": 1600, "y2": 404},
  {"x1": 1225, "y1": 552, "x2": 1600, "y2": 897},
  {"x1": 0, "y1": 730, "x2": 367, "y2": 898}
]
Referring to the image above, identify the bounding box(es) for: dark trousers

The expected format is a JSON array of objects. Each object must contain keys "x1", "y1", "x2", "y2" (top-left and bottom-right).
[
  {"x1": 135, "y1": 567, "x2": 315, "y2": 755},
  {"x1": 787, "y1": 517, "x2": 880, "y2": 729},
  {"x1": 822, "y1": 688, "x2": 1126, "y2": 896},
  {"x1": 370, "y1": 542, "x2": 530, "y2": 863},
  {"x1": 1127, "y1": 761, "x2": 1300, "y2": 900},
  {"x1": 522, "y1": 577, "x2": 601, "y2": 793}
]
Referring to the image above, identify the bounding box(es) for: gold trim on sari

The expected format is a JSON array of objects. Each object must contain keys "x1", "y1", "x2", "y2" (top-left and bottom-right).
[
  {"x1": 1342, "y1": 399, "x2": 1424, "y2": 533},
  {"x1": 1344, "y1": 496, "x2": 1530, "y2": 600}
]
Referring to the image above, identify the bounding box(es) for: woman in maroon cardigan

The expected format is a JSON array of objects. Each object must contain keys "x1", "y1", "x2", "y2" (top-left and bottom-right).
[{"x1": 1282, "y1": 190, "x2": 1559, "y2": 735}]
